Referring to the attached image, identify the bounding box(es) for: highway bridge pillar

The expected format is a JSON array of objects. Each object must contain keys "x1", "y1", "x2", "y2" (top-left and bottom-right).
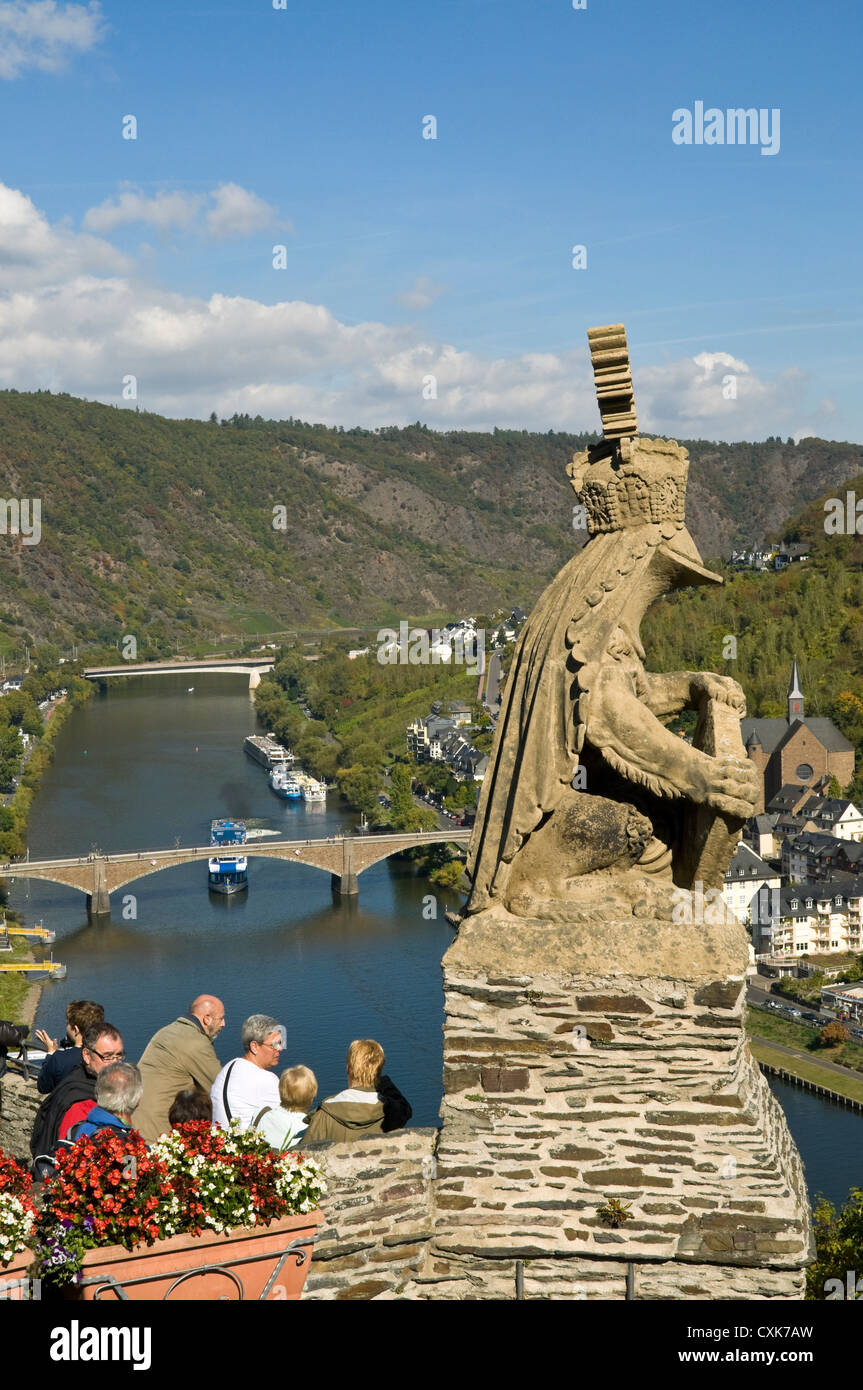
[
  {"x1": 331, "y1": 838, "x2": 359, "y2": 896},
  {"x1": 86, "y1": 859, "x2": 111, "y2": 919}
]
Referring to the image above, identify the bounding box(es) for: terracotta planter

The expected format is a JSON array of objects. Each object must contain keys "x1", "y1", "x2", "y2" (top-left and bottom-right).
[
  {"x1": 1, "y1": 1248, "x2": 36, "y2": 1300},
  {"x1": 70, "y1": 1210, "x2": 324, "y2": 1301}
]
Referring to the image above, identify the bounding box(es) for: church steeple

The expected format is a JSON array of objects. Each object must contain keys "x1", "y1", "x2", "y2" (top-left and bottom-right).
[{"x1": 788, "y1": 659, "x2": 804, "y2": 722}]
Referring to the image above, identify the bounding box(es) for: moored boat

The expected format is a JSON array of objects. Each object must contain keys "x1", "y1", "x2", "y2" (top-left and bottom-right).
[
  {"x1": 269, "y1": 767, "x2": 302, "y2": 799},
  {"x1": 244, "y1": 734, "x2": 293, "y2": 771},
  {"x1": 208, "y1": 819, "x2": 248, "y2": 895}
]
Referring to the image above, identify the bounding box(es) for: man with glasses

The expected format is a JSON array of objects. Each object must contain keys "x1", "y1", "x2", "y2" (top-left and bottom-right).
[
  {"x1": 211, "y1": 1014, "x2": 283, "y2": 1129},
  {"x1": 30, "y1": 1022, "x2": 125, "y2": 1175}
]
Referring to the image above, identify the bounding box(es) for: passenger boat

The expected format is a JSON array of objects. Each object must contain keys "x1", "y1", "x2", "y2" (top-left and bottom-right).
[
  {"x1": 208, "y1": 819, "x2": 249, "y2": 894},
  {"x1": 244, "y1": 734, "x2": 293, "y2": 771},
  {"x1": 269, "y1": 767, "x2": 302, "y2": 799}
]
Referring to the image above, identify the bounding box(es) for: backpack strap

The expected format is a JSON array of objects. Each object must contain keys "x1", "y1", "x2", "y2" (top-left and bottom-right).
[
  {"x1": 251, "y1": 1105, "x2": 272, "y2": 1130},
  {"x1": 222, "y1": 1060, "x2": 237, "y2": 1122}
]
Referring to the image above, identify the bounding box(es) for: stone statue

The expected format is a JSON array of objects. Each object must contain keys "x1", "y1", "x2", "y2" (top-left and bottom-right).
[{"x1": 465, "y1": 325, "x2": 760, "y2": 923}]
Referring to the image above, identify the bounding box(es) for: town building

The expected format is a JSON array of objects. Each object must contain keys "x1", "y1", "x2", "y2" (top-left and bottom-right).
[
  {"x1": 430, "y1": 700, "x2": 472, "y2": 727},
  {"x1": 782, "y1": 831, "x2": 840, "y2": 882},
  {"x1": 764, "y1": 784, "x2": 863, "y2": 841},
  {"x1": 729, "y1": 543, "x2": 810, "y2": 571},
  {"x1": 768, "y1": 881, "x2": 863, "y2": 957},
  {"x1": 741, "y1": 661, "x2": 854, "y2": 810},
  {"x1": 820, "y1": 982, "x2": 863, "y2": 1019},
  {"x1": 722, "y1": 843, "x2": 781, "y2": 945},
  {"x1": 406, "y1": 710, "x2": 488, "y2": 782}
]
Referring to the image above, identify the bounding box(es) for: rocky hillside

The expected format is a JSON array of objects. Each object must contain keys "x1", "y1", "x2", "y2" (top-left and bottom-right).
[{"x1": 0, "y1": 389, "x2": 860, "y2": 654}]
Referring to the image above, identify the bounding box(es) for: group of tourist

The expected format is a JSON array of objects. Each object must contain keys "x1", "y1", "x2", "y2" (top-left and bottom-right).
[{"x1": 29, "y1": 995, "x2": 411, "y2": 1175}]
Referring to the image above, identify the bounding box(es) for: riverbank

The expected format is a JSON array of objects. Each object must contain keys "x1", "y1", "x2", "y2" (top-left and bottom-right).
[
  {"x1": 750, "y1": 1037, "x2": 863, "y2": 1104},
  {"x1": 2, "y1": 682, "x2": 92, "y2": 846},
  {"x1": 0, "y1": 686, "x2": 91, "y2": 1026},
  {"x1": 0, "y1": 933, "x2": 36, "y2": 1020}
]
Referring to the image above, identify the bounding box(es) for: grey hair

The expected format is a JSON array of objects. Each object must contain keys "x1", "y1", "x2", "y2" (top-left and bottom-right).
[
  {"x1": 241, "y1": 1014, "x2": 281, "y2": 1050},
  {"x1": 95, "y1": 1062, "x2": 143, "y2": 1117}
]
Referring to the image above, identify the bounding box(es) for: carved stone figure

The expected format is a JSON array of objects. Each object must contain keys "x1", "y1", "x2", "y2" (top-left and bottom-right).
[{"x1": 465, "y1": 324, "x2": 760, "y2": 923}]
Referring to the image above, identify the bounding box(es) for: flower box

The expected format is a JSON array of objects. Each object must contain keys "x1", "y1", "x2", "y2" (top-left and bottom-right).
[
  {"x1": 0, "y1": 1151, "x2": 38, "y2": 1298},
  {"x1": 70, "y1": 1209, "x2": 324, "y2": 1301},
  {"x1": 1, "y1": 1248, "x2": 36, "y2": 1300}
]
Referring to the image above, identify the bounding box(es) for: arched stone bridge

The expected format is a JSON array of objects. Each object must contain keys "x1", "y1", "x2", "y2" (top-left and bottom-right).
[{"x1": 0, "y1": 830, "x2": 471, "y2": 916}]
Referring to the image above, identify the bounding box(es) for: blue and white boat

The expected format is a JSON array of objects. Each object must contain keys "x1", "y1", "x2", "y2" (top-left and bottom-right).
[
  {"x1": 269, "y1": 767, "x2": 302, "y2": 799},
  {"x1": 208, "y1": 819, "x2": 248, "y2": 894}
]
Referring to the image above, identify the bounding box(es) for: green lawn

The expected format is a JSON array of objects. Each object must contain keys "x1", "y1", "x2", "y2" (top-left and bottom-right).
[
  {"x1": 0, "y1": 938, "x2": 34, "y2": 1022},
  {"x1": 750, "y1": 1039, "x2": 863, "y2": 1105},
  {"x1": 746, "y1": 1006, "x2": 863, "y2": 1072},
  {"x1": 230, "y1": 610, "x2": 290, "y2": 636}
]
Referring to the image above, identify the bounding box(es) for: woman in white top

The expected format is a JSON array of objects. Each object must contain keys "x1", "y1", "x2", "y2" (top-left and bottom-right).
[
  {"x1": 210, "y1": 1014, "x2": 283, "y2": 1128},
  {"x1": 253, "y1": 1064, "x2": 317, "y2": 1151}
]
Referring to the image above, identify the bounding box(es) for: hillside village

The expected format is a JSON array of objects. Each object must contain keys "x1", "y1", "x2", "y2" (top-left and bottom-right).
[
  {"x1": 704, "y1": 660, "x2": 863, "y2": 1021},
  {"x1": 397, "y1": 610, "x2": 526, "y2": 820}
]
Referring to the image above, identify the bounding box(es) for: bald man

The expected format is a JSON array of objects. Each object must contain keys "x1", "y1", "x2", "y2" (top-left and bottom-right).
[{"x1": 134, "y1": 996, "x2": 225, "y2": 1142}]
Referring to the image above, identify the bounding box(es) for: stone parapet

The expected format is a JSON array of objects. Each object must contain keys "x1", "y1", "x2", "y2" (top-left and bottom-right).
[
  {"x1": 418, "y1": 910, "x2": 812, "y2": 1299},
  {"x1": 301, "y1": 1129, "x2": 437, "y2": 1300}
]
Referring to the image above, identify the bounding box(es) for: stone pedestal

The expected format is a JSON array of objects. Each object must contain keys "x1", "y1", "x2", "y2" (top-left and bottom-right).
[{"x1": 423, "y1": 905, "x2": 811, "y2": 1300}]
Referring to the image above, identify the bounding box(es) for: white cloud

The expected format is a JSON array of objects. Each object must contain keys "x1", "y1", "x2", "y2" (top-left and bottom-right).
[
  {"x1": 0, "y1": 0, "x2": 107, "y2": 79},
  {"x1": 635, "y1": 352, "x2": 814, "y2": 440},
  {"x1": 0, "y1": 181, "x2": 836, "y2": 440},
  {"x1": 395, "y1": 275, "x2": 448, "y2": 310},
  {"x1": 0, "y1": 182, "x2": 129, "y2": 289},
  {"x1": 204, "y1": 183, "x2": 285, "y2": 241},
  {"x1": 82, "y1": 182, "x2": 286, "y2": 242},
  {"x1": 83, "y1": 189, "x2": 204, "y2": 235}
]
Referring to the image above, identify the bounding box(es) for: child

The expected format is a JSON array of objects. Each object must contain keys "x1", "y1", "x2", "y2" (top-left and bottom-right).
[{"x1": 252, "y1": 1064, "x2": 317, "y2": 1151}]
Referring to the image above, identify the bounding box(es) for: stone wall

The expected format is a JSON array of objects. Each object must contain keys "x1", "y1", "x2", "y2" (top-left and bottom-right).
[
  {"x1": 0, "y1": 1071, "x2": 40, "y2": 1164},
  {"x1": 414, "y1": 948, "x2": 810, "y2": 1300},
  {"x1": 302, "y1": 1128, "x2": 437, "y2": 1300}
]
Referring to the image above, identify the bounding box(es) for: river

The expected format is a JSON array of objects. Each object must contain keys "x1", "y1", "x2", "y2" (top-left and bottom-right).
[
  {"x1": 12, "y1": 674, "x2": 457, "y2": 1127},
  {"x1": 9, "y1": 675, "x2": 863, "y2": 1206}
]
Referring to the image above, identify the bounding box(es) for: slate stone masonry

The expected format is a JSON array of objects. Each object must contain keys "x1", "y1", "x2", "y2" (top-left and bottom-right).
[{"x1": 416, "y1": 953, "x2": 812, "y2": 1299}]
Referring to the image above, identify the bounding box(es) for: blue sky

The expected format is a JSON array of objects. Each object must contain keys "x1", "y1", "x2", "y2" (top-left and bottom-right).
[{"x1": 0, "y1": 0, "x2": 858, "y2": 440}]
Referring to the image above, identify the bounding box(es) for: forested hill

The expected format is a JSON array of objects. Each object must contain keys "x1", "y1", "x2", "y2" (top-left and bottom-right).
[{"x1": 0, "y1": 388, "x2": 861, "y2": 654}]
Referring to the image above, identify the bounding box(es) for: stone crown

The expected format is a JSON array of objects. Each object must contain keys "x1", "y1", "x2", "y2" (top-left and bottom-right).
[{"x1": 568, "y1": 436, "x2": 689, "y2": 535}]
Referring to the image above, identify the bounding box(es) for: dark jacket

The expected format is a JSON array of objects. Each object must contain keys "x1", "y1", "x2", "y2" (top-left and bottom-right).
[
  {"x1": 303, "y1": 1075, "x2": 412, "y2": 1145},
  {"x1": 30, "y1": 1062, "x2": 95, "y2": 1162},
  {"x1": 37, "y1": 1044, "x2": 82, "y2": 1095}
]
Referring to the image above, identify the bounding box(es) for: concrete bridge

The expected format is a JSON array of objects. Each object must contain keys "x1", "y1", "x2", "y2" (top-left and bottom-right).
[
  {"x1": 84, "y1": 656, "x2": 275, "y2": 690},
  {"x1": 0, "y1": 830, "x2": 471, "y2": 916}
]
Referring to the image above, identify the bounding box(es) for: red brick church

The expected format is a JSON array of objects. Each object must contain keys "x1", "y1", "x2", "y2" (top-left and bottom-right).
[{"x1": 741, "y1": 661, "x2": 854, "y2": 812}]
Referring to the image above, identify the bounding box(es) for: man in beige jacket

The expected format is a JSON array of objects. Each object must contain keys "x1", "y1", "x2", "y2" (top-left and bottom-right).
[{"x1": 135, "y1": 995, "x2": 225, "y2": 1142}]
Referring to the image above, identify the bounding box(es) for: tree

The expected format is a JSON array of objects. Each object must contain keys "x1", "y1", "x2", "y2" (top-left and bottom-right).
[
  {"x1": 807, "y1": 1188, "x2": 863, "y2": 1298},
  {"x1": 430, "y1": 857, "x2": 467, "y2": 889},
  {"x1": 389, "y1": 764, "x2": 421, "y2": 831},
  {"x1": 819, "y1": 1020, "x2": 850, "y2": 1048},
  {"x1": 337, "y1": 765, "x2": 382, "y2": 818}
]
